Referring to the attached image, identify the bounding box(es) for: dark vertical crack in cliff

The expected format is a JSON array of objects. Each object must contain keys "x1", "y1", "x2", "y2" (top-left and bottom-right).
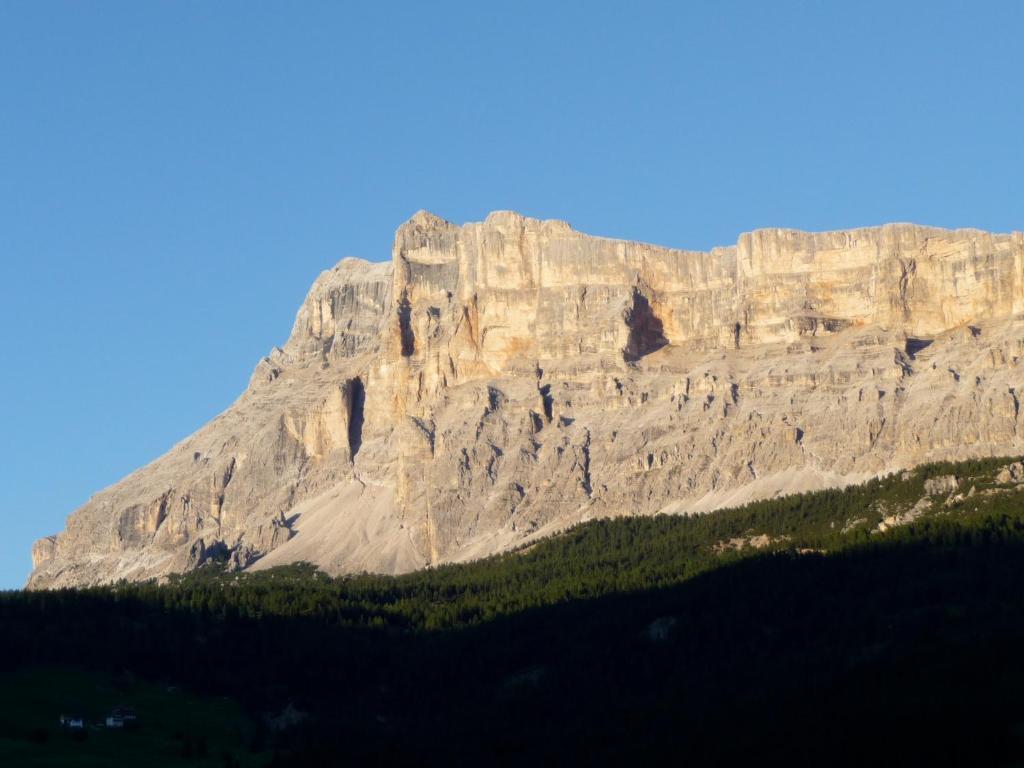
[
  {"x1": 398, "y1": 293, "x2": 415, "y2": 357},
  {"x1": 581, "y1": 428, "x2": 593, "y2": 497},
  {"x1": 346, "y1": 377, "x2": 366, "y2": 460}
]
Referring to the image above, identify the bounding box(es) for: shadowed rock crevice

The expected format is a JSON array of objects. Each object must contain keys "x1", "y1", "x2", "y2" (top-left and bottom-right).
[
  {"x1": 398, "y1": 295, "x2": 415, "y2": 357},
  {"x1": 345, "y1": 377, "x2": 365, "y2": 460},
  {"x1": 905, "y1": 337, "x2": 933, "y2": 358},
  {"x1": 623, "y1": 289, "x2": 668, "y2": 362},
  {"x1": 539, "y1": 384, "x2": 553, "y2": 421}
]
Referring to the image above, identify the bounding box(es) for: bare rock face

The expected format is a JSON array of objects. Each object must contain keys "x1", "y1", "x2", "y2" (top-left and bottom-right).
[
  {"x1": 27, "y1": 212, "x2": 1024, "y2": 588},
  {"x1": 924, "y1": 475, "x2": 959, "y2": 495},
  {"x1": 996, "y1": 462, "x2": 1024, "y2": 484}
]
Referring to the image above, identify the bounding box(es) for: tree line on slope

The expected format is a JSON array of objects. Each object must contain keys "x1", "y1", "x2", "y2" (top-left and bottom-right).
[
  {"x1": 28, "y1": 454, "x2": 1007, "y2": 632},
  {"x1": 2, "y1": 454, "x2": 1023, "y2": 765}
]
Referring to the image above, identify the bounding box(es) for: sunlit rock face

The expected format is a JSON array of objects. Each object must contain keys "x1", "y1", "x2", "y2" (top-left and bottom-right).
[{"x1": 27, "y1": 212, "x2": 1024, "y2": 588}]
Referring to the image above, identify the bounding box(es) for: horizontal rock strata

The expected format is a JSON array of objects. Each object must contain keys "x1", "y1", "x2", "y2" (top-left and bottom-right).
[{"x1": 28, "y1": 212, "x2": 1024, "y2": 588}]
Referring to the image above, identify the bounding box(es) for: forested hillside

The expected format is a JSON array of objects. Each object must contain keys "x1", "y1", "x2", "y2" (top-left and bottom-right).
[{"x1": 5, "y1": 455, "x2": 1024, "y2": 766}]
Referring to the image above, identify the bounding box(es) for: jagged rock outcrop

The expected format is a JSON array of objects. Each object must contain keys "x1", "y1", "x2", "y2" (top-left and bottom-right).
[{"x1": 27, "y1": 212, "x2": 1024, "y2": 588}]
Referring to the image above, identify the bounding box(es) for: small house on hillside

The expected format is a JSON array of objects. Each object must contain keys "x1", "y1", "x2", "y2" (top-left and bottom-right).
[
  {"x1": 106, "y1": 705, "x2": 138, "y2": 729},
  {"x1": 59, "y1": 714, "x2": 84, "y2": 729}
]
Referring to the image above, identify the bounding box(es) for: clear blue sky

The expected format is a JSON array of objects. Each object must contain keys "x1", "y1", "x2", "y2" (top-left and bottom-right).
[{"x1": 1, "y1": 1, "x2": 1021, "y2": 588}]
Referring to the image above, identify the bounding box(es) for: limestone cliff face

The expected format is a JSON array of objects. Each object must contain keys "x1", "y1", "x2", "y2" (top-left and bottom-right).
[{"x1": 27, "y1": 212, "x2": 1024, "y2": 588}]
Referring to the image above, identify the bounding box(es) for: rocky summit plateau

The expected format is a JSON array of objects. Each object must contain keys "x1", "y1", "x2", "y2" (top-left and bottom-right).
[{"x1": 28, "y1": 211, "x2": 1024, "y2": 589}]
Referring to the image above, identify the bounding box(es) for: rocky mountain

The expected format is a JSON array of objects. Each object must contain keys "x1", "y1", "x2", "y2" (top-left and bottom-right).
[{"x1": 27, "y1": 211, "x2": 1024, "y2": 588}]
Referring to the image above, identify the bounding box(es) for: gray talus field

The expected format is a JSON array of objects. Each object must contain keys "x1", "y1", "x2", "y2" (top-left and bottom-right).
[{"x1": 28, "y1": 211, "x2": 1024, "y2": 588}]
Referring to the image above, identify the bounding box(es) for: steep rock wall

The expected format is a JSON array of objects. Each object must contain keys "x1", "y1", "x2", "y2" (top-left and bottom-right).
[{"x1": 27, "y1": 212, "x2": 1024, "y2": 588}]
